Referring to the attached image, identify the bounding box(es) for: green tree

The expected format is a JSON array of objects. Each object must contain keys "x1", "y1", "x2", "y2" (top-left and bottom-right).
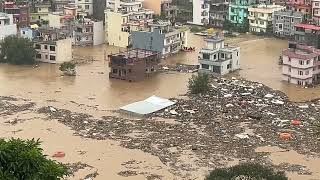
[
  {"x1": 188, "y1": 73, "x2": 210, "y2": 94},
  {"x1": 0, "y1": 138, "x2": 69, "y2": 180},
  {"x1": 205, "y1": 163, "x2": 288, "y2": 180},
  {"x1": 223, "y1": 20, "x2": 234, "y2": 32},
  {"x1": 59, "y1": 62, "x2": 76, "y2": 76},
  {"x1": 0, "y1": 36, "x2": 36, "y2": 65}
]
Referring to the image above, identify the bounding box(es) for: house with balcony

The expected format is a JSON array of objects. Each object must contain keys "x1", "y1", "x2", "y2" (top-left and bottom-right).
[
  {"x1": 191, "y1": 0, "x2": 210, "y2": 25},
  {"x1": 228, "y1": 0, "x2": 257, "y2": 26},
  {"x1": 30, "y1": 2, "x2": 51, "y2": 24},
  {"x1": 33, "y1": 27, "x2": 72, "y2": 63},
  {"x1": 52, "y1": 0, "x2": 70, "y2": 12},
  {"x1": 294, "y1": 23, "x2": 320, "y2": 49},
  {"x1": 108, "y1": 49, "x2": 160, "y2": 82},
  {"x1": 198, "y1": 33, "x2": 240, "y2": 75},
  {"x1": 131, "y1": 20, "x2": 188, "y2": 58},
  {"x1": 286, "y1": 0, "x2": 311, "y2": 19},
  {"x1": 1, "y1": 1, "x2": 30, "y2": 28},
  {"x1": 209, "y1": 0, "x2": 230, "y2": 28},
  {"x1": 248, "y1": 4, "x2": 285, "y2": 34},
  {"x1": 75, "y1": 0, "x2": 93, "y2": 15},
  {"x1": 282, "y1": 42, "x2": 320, "y2": 86},
  {"x1": 273, "y1": 10, "x2": 304, "y2": 37},
  {"x1": 74, "y1": 18, "x2": 104, "y2": 46},
  {"x1": 0, "y1": 13, "x2": 17, "y2": 41},
  {"x1": 104, "y1": 0, "x2": 154, "y2": 47}
]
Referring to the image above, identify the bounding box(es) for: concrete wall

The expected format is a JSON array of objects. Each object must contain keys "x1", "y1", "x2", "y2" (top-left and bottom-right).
[
  {"x1": 93, "y1": 21, "x2": 105, "y2": 45},
  {"x1": 142, "y1": 0, "x2": 161, "y2": 15},
  {"x1": 105, "y1": 11, "x2": 129, "y2": 47},
  {"x1": 75, "y1": 0, "x2": 93, "y2": 15},
  {"x1": 56, "y1": 38, "x2": 72, "y2": 63},
  {"x1": 48, "y1": 13, "x2": 62, "y2": 28},
  {"x1": 132, "y1": 29, "x2": 165, "y2": 54}
]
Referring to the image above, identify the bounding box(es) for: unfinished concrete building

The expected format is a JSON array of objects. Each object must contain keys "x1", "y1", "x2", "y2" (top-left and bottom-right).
[{"x1": 108, "y1": 49, "x2": 160, "y2": 82}]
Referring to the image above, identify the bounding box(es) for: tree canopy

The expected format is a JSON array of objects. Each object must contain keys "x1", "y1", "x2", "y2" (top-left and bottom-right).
[
  {"x1": 205, "y1": 163, "x2": 288, "y2": 180},
  {"x1": 188, "y1": 73, "x2": 210, "y2": 94},
  {"x1": 0, "y1": 138, "x2": 69, "y2": 180},
  {"x1": 0, "y1": 36, "x2": 36, "y2": 65}
]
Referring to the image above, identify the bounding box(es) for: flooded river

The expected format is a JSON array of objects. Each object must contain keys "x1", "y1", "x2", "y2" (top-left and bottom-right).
[{"x1": 1, "y1": 33, "x2": 320, "y2": 179}]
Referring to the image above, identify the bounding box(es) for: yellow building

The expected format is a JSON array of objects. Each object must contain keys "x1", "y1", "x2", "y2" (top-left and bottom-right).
[
  {"x1": 105, "y1": 10, "x2": 130, "y2": 47},
  {"x1": 30, "y1": 3, "x2": 50, "y2": 23}
]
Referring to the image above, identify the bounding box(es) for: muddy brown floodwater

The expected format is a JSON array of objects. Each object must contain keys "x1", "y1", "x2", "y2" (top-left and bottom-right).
[{"x1": 1, "y1": 32, "x2": 320, "y2": 180}]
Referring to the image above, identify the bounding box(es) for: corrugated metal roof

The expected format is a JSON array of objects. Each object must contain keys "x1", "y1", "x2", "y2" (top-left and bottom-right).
[{"x1": 120, "y1": 96, "x2": 175, "y2": 115}]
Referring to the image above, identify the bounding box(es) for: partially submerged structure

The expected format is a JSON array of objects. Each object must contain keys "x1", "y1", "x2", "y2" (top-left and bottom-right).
[
  {"x1": 108, "y1": 49, "x2": 160, "y2": 82},
  {"x1": 120, "y1": 95, "x2": 175, "y2": 115}
]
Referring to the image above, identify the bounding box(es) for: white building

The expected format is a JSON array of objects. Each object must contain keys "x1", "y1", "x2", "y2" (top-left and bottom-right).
[
  {"x1": 248, "y1": 4, "x2": 285, "y2": 33},
  {"x1": 282, "y1": 43, "x2": 320, "y2": 86},
  {"x1": 75, "y1": 18, "x2": 105, "y2": 46},
  {"x1": 75, "y1": 0, "x2": 93, "y2": 15},
  {"x1": 191, "y1": 0, "x2": 209, "y2": 25},
  {"x1": 198, "y1": 33, "x2": 240, "y2": 75},
  {"x1": 0, "y1": 13, "x2": 17, "y2": 41}
]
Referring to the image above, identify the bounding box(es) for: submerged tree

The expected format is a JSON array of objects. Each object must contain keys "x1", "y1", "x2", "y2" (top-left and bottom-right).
[
  {"x1": 205, "y1": 163, "x2": 288, "y2": 180},
  {"x1": 188, "y1": 73, "x2": 210, "y2": 94},
  {"x1": 0, "y1": 36, "x2": 36, "y2": 65},
  {"x1": 0, "y1": 138, "x2": 69, "y2": 180},
  {"x1": 59, "y1": 62, "x2": 76, "y2": 76}
]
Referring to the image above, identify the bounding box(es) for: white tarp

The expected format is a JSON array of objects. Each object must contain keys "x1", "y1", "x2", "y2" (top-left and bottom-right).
[{"x1": 120, "y1": 96, "x2": 175, "y2": 115}]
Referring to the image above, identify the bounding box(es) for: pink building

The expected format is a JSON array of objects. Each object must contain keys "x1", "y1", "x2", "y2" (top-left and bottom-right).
[
  {"x1": 282, "y1": 43, "x2": 320, "y2": 86},
  {"x1": 287, "y1": 0, "x2": 312, "y2": 18}
]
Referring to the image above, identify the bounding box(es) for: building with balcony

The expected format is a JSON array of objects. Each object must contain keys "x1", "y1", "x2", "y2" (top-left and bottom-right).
[
  {"x1": 142, "y1": 0, "x2": 177, "y2": 21},
  {"x1": 74, "y1": 18, "x2": 104, "y2": 46},
  {"x1": 208, "y1": 0, "x2": 230, "y2": 28},
  {"x1": 52, "y1": 0, "x2": 70, "y2": 12},
  {"x1": 228, "y1": 0, "x2": 257, "y2": 26},
  {"x1": 104, "y1": 0, "x2": 154, "y2": 47},
  {"x1": 191, "y1": 0, "x2": 210, "y2": 25},
  {"x1": 312, "y1": 0, "x2": 320, "y2": 24},
  {"x1": 1, "y1": 1, "x2": 30, "y2": 28},
  {"x1": 198, "y1": 33, "x2": 240, "y2": 75},
  {"x1": 108, "y1": 49, "x2": 160, "y2": 82},
  {"x1": 282, "y1": 43, "x2": 320, "y2": 86},
  {"x1": 131, "y1": 20, "x2": 188, "y2": 58},
  {"x1": 273, "y1": 10, "x2": 304, "y2": 37},
  {"x1": 286, "y1": 0, "x2": 311, "y2": 19},
  {"x1": 75, "y1": 0, "x2": 93, "y2": 15},
  {"x1": 33, "y1": 27, "x2": 72, "y2": 63},
  {"x1": 0, "y1": 13, "x2": 17, "y2": 40},
  {"x1": 248, "y1": 4, "x2": 285, "y2": 33},
  {"x1": 294, "y1": 23, "x2": 320, "y2": 49}
]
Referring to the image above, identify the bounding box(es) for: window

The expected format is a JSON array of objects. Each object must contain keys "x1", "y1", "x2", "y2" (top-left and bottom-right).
[
  {"x1": 307, "y1": 60, "x2": 310, "y2": 65},
  {"x1": 227, "y1": 64, "x2": 232, "y2": 69},
  {"x1": 128, "y1": 69, "x2": 132, "y2": 73},
  {"x1": 237, "y1": 52, "x2": 239, "y2": 56},
  {"x1": 318, "y1": 65, "x2": 320, "y2": 69},
  {"x1": 22, "y1": 31, "x2": 25, "y2": 35},
  {"x1": 35, "y1": 44, "x2": 41, "y2": 49},
  {"x1": 214, "y1": 54, "x2": 217, "y2": 59},
  {"x1": 203, "y1": 53, "x2": 210, "y2": 59},
  {"x1": 44, "y1": 45, "x2": 47, "y2": 49},
  {"x1": 112, "y1": 69, "x2": 118, "y2": 74},
  {"x1": 299, "y1": 60, "x2": 304, "y2": 65},
  {"x1": 298, "y1": 71, "x2": 303, "y2": 75},
  {"x1": 50, "y1": 46, "x2": 55, "y2": 51},
  {"x1": 288, "y1": 57, "x2": 291, "y2": 62},
  {"x1": 36, "y1": 54, "x2": 41, "y2": 59},
  {"x1": 259, "y1": 21, "x2": 264, "y2": 25},
  {"x1": 45, "y1": 55, "x2": 48, "y2": 59},
  {"x1": 316, "y1": 2, "x2": 319, "y2": 6},
  {"x1": 306, "y1": 70, "x2": 309, "y2": 75},
  {"x1": 221, "y1": 53, "x2": 225, "y2": 58},
  {"x1": 202, "y1": 64, "x2": 209, "y2": 69},
  {"x1": 49, "y1": 55, "x2": 56, "y2": 61},
  {"x1": 298, "y1": 81, "x2": 303, "y2": 85},
  {"x1": 85, "y1": 5, "x2": 89, "y2": 9},
  {"x1": 289, "y1": 67, "x2": 291, "y2": 72}
]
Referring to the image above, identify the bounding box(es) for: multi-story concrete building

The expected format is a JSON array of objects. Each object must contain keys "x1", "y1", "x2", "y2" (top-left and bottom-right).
[
  {"x1": 273, "y1": 10, "x2": 304, "y2": 37},
  {"x1": 33, "y1": 27, "x2": 72, "y2": 63},
  {"x1": 294, "y1": 23, "x2": 320, "y2": 49},
  {"x1": 108, "y1": 49, "x2": 160, "y2": 82},
  {"x1": 30, "y1": 3, "x2": 51, "y2": 24},
  {"x1": 248, "y1": 4, "x2": 285, "y2": 33},
  {"x1": 282, "y1": 43, "x2": 320, "y2": 86},
  {"x1": 75, "y1": 0, "x2": 93, "y2": 15},
  {"x1": 52, "y1": 0, "x2": 70, "y2": 12},
  {"x1": 198, "y1": 33, "x2": 240, "y2": 75},
  {"x1": 312, "y1": 0, "x2": 320, "y2": 24},
  {"x1": 74, "y1": 18, "x2": 104, "y2": 46},
  {"x1": 131, "y1": 20, "x2": 188, "y2": 58},
  {"x1": 143, "y1": 0, "x2": 177, "y2": 21},
  {"x1": 93, "y1": 0, "x2": 107, "y2": 21},
  {"x1": 191, "y1": 0, "x2": 210, "y2": 25},
  {"x1": 1, "y1": 1, "x2": 30, "y2": 28},
  {"x1": 286, "y1": 0, "x2": 311, "y2": 19},
  {"x1": 228, "y1": 0, "x2": 257, "y2": 26},
  {"x1": 0, "y1": 13, "x2": 17, "y2": 40},
  {"x1": 104, "y1": 0, "x2": 154, "y2": 47}
]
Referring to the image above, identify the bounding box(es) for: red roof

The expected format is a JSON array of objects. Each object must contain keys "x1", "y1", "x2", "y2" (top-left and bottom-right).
[{"x1": 294, "y1": 23, "x2": 320, "y2": 31}]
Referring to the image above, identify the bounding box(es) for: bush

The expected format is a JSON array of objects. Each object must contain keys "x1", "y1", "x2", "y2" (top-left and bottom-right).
[
  {"x1": 188, "y1": 73, "x2": 210, "y2": 94},
  {"x1": 0, "y1": 138, "x2": 69, "y2": 180},
  {"x1": 205, "y1": 163, "x2": 288, "y2": 180},
  {"x1": 0, "y1": 36, "x2": 36, "y2": 65},
  {"x1": 59, "y1": 62, "x2": 75, "y2": 72}
]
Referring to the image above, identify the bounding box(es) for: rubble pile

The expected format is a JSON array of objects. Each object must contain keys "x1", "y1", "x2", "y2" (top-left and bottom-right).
[{"x1": 160, "y1": 63, "x2": 199, "y2": 73}]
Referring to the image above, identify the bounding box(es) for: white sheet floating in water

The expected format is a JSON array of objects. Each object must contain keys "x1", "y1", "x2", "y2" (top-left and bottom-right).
[{"x1": 120, "y1": 96, "x2": 176, "y2": 115}]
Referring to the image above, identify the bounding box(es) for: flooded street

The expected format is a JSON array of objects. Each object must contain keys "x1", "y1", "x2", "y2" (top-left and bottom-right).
[{"x1": 1, "y1": 32, "x2": 320, "y2": 180}]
